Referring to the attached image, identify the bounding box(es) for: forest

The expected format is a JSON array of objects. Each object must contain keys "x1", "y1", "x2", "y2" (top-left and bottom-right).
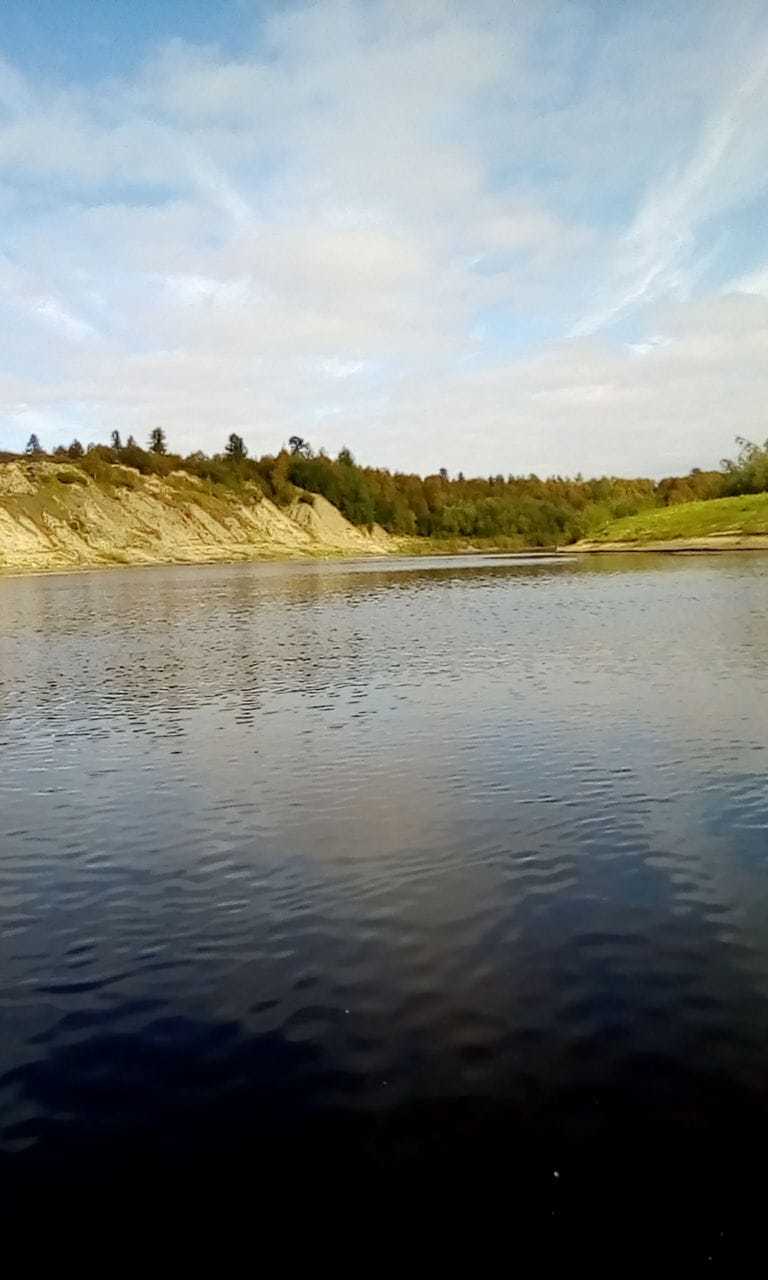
[{"x1": 6, "y1": 430, "x2": 768, "y2": 549}]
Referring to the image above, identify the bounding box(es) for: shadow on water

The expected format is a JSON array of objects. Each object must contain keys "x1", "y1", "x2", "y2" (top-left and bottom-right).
[{"x1": 2, "y1": 1003, "x2": 768, "y2": 1263}]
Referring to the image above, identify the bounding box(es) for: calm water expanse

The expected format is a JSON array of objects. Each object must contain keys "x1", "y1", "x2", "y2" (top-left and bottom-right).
[{"x1": 2, "y1": 553, "x2": 768, "y2": 1248}]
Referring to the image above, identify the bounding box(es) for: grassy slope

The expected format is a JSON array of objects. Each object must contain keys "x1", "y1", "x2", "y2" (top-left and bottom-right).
[{"x1": 586, "y1": 492, "x2": 768, "y2": 544}]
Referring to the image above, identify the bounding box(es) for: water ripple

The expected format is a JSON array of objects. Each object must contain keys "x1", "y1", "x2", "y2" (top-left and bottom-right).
[{"x1": 2, "y1": 554, "x2": 768, "y2": 1249}]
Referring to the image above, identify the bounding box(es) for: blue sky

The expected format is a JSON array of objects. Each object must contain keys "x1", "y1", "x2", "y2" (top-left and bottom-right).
[{"x1": 2, "y1": 0, "x2": 768, "y2": 476}]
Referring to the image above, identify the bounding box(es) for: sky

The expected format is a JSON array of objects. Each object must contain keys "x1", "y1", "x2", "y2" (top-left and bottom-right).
[{"x1": 1, "y1": 0, "x2": 768, "y2": 478}]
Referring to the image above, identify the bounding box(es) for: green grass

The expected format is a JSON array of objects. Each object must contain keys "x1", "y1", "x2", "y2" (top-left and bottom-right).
[{"x1": 587, "y1": 492, "x2": 768, "y2": 543}]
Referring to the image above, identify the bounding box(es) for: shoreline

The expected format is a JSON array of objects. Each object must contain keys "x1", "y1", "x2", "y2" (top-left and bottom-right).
[
  {"x1": 565, "y1": 535, "x2": 768, "y2": 554},
  {"x1": 2, "y1": 536, "x2": 768, "y2": 581},
  {"x1": 0, "y1": 545, "x2": 565, "y2": 581},
  {"x1": 0, "y1": 547, "x2": 376, "y2": 582}
]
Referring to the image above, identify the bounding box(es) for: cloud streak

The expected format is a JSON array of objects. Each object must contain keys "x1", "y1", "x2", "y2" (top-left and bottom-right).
[
  {"x1": 1, "y1": 0, "x2": 768, "y2": 475},
  {"x1": 571, "y1": 21, "x2": 768, "y2": 336}
]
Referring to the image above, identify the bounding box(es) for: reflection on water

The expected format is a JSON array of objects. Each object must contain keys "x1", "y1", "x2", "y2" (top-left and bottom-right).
[{"x1": 1, "y1": 553, "x2": 768, "y2": 1252}]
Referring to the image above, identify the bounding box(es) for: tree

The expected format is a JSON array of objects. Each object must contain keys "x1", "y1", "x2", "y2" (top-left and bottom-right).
[
  {"x1": 148, "y1": 427, "x2": 167, "y2": 455},
  {"x1": 225, "y1": 433, "x2": 247, "y2": 460},
  {"x1": 25, "y1": 434, "x2": 43, "y2": 455},
  {"x1": 111, "y1": 430, "x2": 122, "y2": 450},
  {"x1": 267, "y1": 450, "x2": 295, "y2": 505},
  {"x1": 126, "y1": 435, "x2": 138, "y2": 448},
  {"x1": 337, "y1": 446, "x2": 355, "y2": 466},
  {"x1": 289, "y1": 435, "x2": 311, "y2": 457},
  {"x1": 67, "y1": 439, "x2": 84, "y2": 458},
  {"x1": 439, "y1": 467, "x2": 449, "y2": 481},
  {"x1": 721, "y1": 436, "x2": 768, "y2": 496}
]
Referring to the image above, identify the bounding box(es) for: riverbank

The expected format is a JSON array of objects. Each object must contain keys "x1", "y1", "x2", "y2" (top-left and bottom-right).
[
  {"x1": 575, "y1": 491, "x2": 768, "y2": 551},
  {"x1": 568, "y1": 535, "x2": 768, "y2": 553},
  {"x1": 4, "y1": 456, "x2": 768, "y2": 577},
  {"x1": 0, "y1": 457, "x2": 572, "y2": 577},
  {"x1": 0, "y1": 458, "x2": 392, "y2": 575}
]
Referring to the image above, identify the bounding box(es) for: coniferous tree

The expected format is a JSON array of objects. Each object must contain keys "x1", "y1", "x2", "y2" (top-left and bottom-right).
[
  {"x1": 288, "y1": 435, "x2": 311, "y2": 457},
  {"x1": 225, "y1": 433, "x2": 247, "y2": 460}
]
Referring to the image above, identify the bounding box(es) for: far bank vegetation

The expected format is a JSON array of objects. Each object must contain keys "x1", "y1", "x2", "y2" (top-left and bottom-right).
[{"x1": 3, "y1": 429, "x2": 767, "y2": 551}]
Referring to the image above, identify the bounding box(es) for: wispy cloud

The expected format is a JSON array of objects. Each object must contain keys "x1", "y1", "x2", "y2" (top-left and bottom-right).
[
  {"x1": 572, "y1": 28, "x2": 768, "y2": 336},
  {"x1": 1, "y1": 1, "x2": 768, "y2": 474}
]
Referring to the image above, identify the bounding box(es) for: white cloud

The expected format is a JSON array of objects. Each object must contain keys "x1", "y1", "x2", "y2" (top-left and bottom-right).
[
  {"x1": 728, "y1": 265, "x2": 768, "y2": 297},
  {"x1": 571, "y1": 22, "x2": 768, "y2": 336},
  {"x1": 1, "y1": 1, "x2": 768, "y2": 475}
]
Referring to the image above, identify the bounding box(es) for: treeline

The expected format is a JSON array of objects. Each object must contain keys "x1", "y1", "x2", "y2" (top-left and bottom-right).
[
  {"x1": 721, "y1": 437, "x2": 768, "y2": 496},
  {"x1": 273, "y1": 448, "x2": 729, "y2": 542},
  {"x1": 11, "y1": 428, "x2": 765, "y2": 547}
]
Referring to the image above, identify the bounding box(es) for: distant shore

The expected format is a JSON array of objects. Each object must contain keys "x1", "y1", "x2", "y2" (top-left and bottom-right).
[
  {"x1": 5, "y1": 538, "x2": 768, "y2": 583},
  {"x1": 566, "y1": 535, "x2": 768, "y2": 554},
  {"x1": 0, "y1": 544, "x2": 570, "y2": 581},
  {"x1": 3, "y1": 456, "x2": 768, "y2": 579}
]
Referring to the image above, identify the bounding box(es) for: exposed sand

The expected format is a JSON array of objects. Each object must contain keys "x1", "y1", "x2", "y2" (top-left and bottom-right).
[
  {"x1": 0, "y1": 460, "x2": 393, "y2": 576},
  {"x1": 568, "y1": 535, "x2": 768, "y2": 553},
  {"x1": 7, "y1": 459, "x2": 765, "y2": 578},
  {"x1": 287, "y1": 494, "x2": 391, "y2": 554}
]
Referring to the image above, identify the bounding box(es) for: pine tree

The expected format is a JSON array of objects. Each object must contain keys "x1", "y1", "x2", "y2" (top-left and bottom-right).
[
  {"x1": 225, "y1": 433, "x2": 247, "y2": 460},
  {"x1": 288, "y1": 435, "x2": 312, "y2": 457}
]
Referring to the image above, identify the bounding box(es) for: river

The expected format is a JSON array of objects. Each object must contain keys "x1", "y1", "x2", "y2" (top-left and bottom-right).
[{"x1": 1, "y1": 553, "x2": 767, "y2": 1253}]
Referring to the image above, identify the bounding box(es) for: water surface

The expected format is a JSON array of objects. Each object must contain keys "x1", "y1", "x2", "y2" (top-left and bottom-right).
[{"x1": 1, "y1": 553, "x2": 767, "y2": 1252}]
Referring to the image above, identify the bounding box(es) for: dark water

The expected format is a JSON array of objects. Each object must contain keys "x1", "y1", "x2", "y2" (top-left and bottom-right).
[{"x1": 2, "y1": 553, "x2": 768, "y2": 1253}]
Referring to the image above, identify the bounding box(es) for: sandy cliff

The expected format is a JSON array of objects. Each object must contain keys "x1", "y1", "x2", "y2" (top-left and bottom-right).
[{"x1": 0, "y1": 460, "x2": 392, "y2": 574}]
